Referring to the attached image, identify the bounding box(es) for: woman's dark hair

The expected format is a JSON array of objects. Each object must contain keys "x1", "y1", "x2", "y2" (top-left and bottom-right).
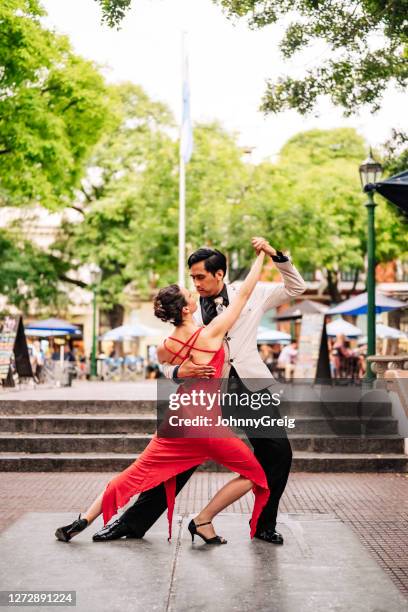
[
  {"x1": 187, "y1": 248, "x2": 227, "y2": 277},
  {"x1": 154, "y1": 284, "x2": 187, "y2": 326}
]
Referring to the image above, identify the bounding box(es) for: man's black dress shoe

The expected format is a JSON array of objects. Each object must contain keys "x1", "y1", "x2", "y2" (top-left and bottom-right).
[
  {"x1": 92, "y1": 519, "x2": 142, "y2": 542},
  {"x1": 254, "y1": 529, "x2": 284, "y2": 545}
]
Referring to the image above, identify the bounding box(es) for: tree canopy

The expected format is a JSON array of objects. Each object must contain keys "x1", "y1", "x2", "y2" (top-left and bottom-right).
[
  {"x1": 97, "y1": 0, "x2": 408, "y2": 116},
  {"x1": 0, "y1": 0, "x2": 113, "y2": 209},
  {"x1": 1, "y1": 1, "x2": 406, "y2": 312},
  {"x1": 58, "y1": 120, "x2": 408, "y2": 310},
  {"x1": 54, "y1": 84, "x2": 251, "y2": 323}
]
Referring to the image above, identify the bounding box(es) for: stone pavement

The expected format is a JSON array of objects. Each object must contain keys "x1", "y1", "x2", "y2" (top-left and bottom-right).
[
  {"x1": 0, "y1": 510, "x2": 406, "y2": 612},
  {"x1": 0, "y1": 380, "x2": 157, "y2": 401},
  {"x1": 0, "y1": 472, "x2": 407, "y2": 604}
]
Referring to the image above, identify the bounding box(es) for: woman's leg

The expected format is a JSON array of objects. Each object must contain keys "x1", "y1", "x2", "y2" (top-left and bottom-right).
[
  {"x1": 193, "y1": 475, "x2": 253, "y2": 539},
  {"x1": 82, "y1": 492, "x2": 104, "y2": 525},
  {"x1": 55, "y1": 491, "x2": 105, "y2": 542},
  {"x1": 206, "y1": 437, "x2": 269, "y2": 538}
]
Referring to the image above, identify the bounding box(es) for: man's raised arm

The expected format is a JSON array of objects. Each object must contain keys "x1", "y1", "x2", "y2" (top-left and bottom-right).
[{"x1": 251, "y1": 237, "x2": 306, "y2": 312}]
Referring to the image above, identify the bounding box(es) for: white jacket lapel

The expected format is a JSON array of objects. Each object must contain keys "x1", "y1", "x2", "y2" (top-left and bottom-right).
[
  {"x1": 226, "y1": 284, "x2": 237, "y2": 304},
  {"x1": 194, "y1": 300, "x2": 204, "y2": 325}
]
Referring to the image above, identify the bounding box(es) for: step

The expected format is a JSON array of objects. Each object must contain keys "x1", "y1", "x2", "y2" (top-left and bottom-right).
[
  {"x1": 0, "y1": 415, "x2": 398, "y2": 436},
  {"x1": 0, "y1": 400, "x2": 156, "y2": 415},
  {"x1": 0, "y1": 433, "x2": 404, "y2": 454},
  {"x1": 0, "y1": 399, "x2": 393, "y2": 417},
  {"x1": 280, "y1": 401, "x2": 392, "y2": 418},
  {"x1": 0, "y1": 415, "x2": 158, "y2": 435},
  {"x1": 0, "y1": 452, "x2": 406, "y2": 472}
]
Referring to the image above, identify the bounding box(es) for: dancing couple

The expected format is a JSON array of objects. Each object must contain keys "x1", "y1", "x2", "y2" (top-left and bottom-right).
[{"x1": 56, "y1": 236, "x2": 305, "y2": 545}]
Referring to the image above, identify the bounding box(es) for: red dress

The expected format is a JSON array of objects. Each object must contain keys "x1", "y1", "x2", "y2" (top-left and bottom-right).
[{"x1": 102, "y1": 328, "x2": 269, "y2": 539}]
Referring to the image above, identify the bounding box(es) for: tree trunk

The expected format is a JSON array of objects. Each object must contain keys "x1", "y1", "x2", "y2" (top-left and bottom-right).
[
  {"x1": 326, "y1": 270, "x2": 342, "y2": 303},
  {"x1": 105, "y1": 303, "x2": 125, "y2": 329},
  {"x1": 102, "y1": 304, "x2": 125, "y2": 358},
  {"x1": 345, "y1": 269, "x2": 360, "y2": 300}
]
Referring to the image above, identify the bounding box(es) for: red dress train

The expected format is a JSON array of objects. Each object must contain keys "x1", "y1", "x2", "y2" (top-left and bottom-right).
[{"x1": 102, "y1": 328, "x2": 269, "y2": 539}]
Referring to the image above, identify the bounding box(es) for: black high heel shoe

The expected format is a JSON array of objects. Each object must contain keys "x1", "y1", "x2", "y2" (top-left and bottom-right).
[
  {"x1": 55, "y1": 515, "x2": 88, "y2": 542},
  {"x1": 188, "y1": 519, "x2": 227, "y2": 545}
]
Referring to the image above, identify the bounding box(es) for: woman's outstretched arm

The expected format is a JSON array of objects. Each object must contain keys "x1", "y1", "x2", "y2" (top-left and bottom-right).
[{"x1": 205, "y1": 248, "x2": 265, "y2": 340}]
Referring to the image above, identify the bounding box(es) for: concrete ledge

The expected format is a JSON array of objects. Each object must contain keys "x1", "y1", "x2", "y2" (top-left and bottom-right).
[{"x1": 0, "y1": 452, "x2": 406, "y2": 472}]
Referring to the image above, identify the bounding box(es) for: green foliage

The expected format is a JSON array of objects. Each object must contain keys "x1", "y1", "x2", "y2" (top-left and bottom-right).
[
  {"x1": 217, "y1": 0, "x2": 408, "y2": 116},
  {"x1": 382, "y1": 129, "x2": 408, "y2": 176},
  {"x1": 0, "y1": 228, "x2": 70, "y2": 312},
  {"x1": 0, "y1": 0, "x2": 113, "y2": 208},
  {"x1": 55, "y1": 82, "x2": 178, "y2": 310},
  {"x1": 96, "y1": 0, "x2": 407, "y2": 115},
  {"x1": 1, "y1": 10, "x2": 406, "y2": 313},
  {"x1": 245, "y1": 129, "x2": 367, "y2": 272},
  {"x1": 57, "y1": 88, "x2": 250, "y2": 307},
  {"x1": 97, "y1": 0, "x2": 132, "y2": 27},
  {"x1": 234, "y1": 128, "x2": 407, "y2": 299}
]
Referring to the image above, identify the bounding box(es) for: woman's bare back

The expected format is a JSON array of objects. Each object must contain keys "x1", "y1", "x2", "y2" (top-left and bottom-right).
[{"x1": 158, "y1": 326, "x2": 223, "y2": 367}]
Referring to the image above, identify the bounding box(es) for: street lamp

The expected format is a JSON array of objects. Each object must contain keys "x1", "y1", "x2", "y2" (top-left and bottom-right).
[
  {"x1": 359, "y1": 149, "x2": 383, "y2": 380},
  {"x1": 89, "y1": 263, "x2": 102, "y2": 379}
]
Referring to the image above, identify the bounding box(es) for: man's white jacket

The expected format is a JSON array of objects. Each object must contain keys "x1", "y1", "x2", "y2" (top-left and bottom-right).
[{"x1": 162, "y1": 260, "x2": 306, "y2": 391}]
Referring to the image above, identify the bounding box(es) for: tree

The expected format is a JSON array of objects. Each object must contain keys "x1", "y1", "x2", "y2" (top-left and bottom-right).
[
  {"x1": 217, "y1": 0, "x2": 408, "y2": 116},
  {"x1": 240, "y1": 128, "x2": 407, "y2": 300},
  {"x1": 97, "y1": 0, "x2": 132, "y2": 27},
  {"x1": 53, "y1": 82, "x2": 179, "y2": 326},
  {"x1": 0, "y1": 0, "x2": 113, "y2": 209},
  {"x1": 382, "y1": 129, "x2": 408, "y2": 176},
  {"x1": 97, "y1": 0, "x2": 408, "y2": 116},
  {"x1": 0, "y1": 228, "x2": 71, "y2": 313},
  {"x1": 56, "y1": 89, "x2": 250, "y2": 323}
]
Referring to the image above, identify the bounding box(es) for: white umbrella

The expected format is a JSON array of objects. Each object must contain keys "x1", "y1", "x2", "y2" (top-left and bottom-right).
[
  {"x1": 376, "y1": 323, "x2": 407, "y2": 339},
  {"x1": 101, "y1": 323, "x2": 162, "y2": 341},
  {"x1": 26, "y1": 318, "x2": 81, "y2": 335},
  {"x1": 328, "y1": 291, "x2": 406, "y2": 315},
  {"x1": 257, "y1": 328, "x2": 291, "y2": 344},
  {"x1": 358, "y1": 323, "x2": 407, "y2": 344},
  {"x1": 26, "y1": 329, "x2": 68, "y2": 338},
  {"x1": 326, "y1": 318, "x2": 362, "y2": 337}
]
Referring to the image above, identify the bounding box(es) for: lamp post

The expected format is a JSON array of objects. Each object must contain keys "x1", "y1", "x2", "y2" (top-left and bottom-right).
[
  {"x1": 359, "y1": 149, "x2": 383, "y2": 380},
  {"x1": 89, "y1": 263, "x2": 102, "y2": 379}
]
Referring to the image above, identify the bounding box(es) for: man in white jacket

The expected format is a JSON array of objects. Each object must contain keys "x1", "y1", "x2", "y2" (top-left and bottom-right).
[{"x1": 93, "y1": 237, "x2": 306, "y2": 544}]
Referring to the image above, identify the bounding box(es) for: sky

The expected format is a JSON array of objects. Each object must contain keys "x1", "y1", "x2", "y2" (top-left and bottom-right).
[{"x1": 42, "y1": 0, "x2": 406, "y2": 163}]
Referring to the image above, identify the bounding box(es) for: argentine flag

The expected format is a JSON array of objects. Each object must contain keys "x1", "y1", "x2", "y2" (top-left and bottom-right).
[{"x1": 180, "y1": 49, "x2": 193, "y2": 164}]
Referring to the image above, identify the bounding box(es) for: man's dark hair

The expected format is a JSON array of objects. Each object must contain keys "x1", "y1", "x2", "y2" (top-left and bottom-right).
[{"x1": 187, "y1": 248, "x2": 227, "y2": 277}]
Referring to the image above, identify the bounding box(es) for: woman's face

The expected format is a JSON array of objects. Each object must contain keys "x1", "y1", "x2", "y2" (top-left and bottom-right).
[{"x1": 180, "y1": 287, "x2": 198, "y2": 316}]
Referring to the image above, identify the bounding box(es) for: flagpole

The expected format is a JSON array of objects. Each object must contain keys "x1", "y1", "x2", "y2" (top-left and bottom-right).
[
  {"x1": 178, "y1": 32, "x2": 186, "y2": 288},
  {"x1": 178, "y1": 146, "x2": 186, "y2": 287},
  {"x1": 178, "y1": 32, "x2": 193, "y2": 287}
]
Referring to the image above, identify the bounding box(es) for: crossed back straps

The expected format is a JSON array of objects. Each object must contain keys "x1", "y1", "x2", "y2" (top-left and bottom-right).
[{"x1": 163, "y1": 327, "x2": 217, "y2": 364}]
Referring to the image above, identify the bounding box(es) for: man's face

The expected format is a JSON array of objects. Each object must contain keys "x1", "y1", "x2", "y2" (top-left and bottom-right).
[{"x1": 189, "y1": 261, "x2": 224, "y2": 297}]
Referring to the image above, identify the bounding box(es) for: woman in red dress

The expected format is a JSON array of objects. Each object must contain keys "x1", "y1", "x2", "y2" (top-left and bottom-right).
[{"x1": 55, "y1": 246, "x2": 269, "y2": 545}]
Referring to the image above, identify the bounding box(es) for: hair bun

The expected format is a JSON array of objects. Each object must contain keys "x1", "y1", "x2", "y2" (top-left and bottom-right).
[
  {"x1": 153, "y1": 284, "x2": 187, "y2": 326},
  {"x1": 153, "y1": 297, "x2": 167, "y2": 322}
]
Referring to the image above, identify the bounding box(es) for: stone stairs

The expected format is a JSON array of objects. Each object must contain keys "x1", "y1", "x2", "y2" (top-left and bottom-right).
[{"x1": 0, "y1": 399, "x2": 406, "y2": 472}]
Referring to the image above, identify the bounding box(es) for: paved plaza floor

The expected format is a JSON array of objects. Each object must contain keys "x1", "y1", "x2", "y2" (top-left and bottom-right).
[
  {"x1": 0, "y1": 380, "x2": 157, "y2": 401},
  {"x1": 0, "y1": 471, "x2": 407, "y2": 611},
  {"x1": 0, "y1": 510, "x2": 406, "y2": 612},
  {"x1": 1, "y1": 381, "x2": 407, "y2": 609}
]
